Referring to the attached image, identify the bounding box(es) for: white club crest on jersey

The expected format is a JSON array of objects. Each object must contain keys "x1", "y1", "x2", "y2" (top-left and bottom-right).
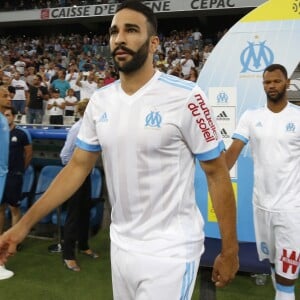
[
  {"x1": 145, "y1": 111, "x2": 162, "y2": 128},
  {"x1": 98, "y1": 112, "x2": 108, "y2": 123},
  {"x1": 286, "y1": 122, "x2": 295, "y2": 132}
]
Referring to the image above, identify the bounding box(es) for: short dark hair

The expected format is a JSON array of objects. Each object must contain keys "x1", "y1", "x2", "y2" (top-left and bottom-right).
[
  {"x1": 263, "y1": 64, "x2": 288, "y2": 79},
  {"x1": 5, "y1": 106, "x2": 17, "y2": 115},
  {"x1": 116, "y1": 0, "x2": 158, "y2": 35}
]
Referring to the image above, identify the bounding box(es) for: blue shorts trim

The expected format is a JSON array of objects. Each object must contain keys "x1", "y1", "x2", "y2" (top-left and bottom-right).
[
  {"x1": 276, "y1": 283, "x2": 295, "y2": 293},
  {"x1": 180, "y1": 261, "x2": 196, "y2": 300}
]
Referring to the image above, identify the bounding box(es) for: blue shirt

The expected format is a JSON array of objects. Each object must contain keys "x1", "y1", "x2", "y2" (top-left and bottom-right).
[
  {"x1": 51, "y1": 79, "x2": 71, "y2": 98},
  {"x1": 0, "y1": 112, "x2": 9, "y2": 200}
]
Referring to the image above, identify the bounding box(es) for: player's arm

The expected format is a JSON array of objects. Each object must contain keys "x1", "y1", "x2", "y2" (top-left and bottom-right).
[
  {"x1": 200, "y1": 152, "x2": 239, "y2": 287},
  {"x1": 0, "y1": 148, "x2": 99, "y2": 262},
  {"x1": 225, "y1": 139, "x2": 245, "y2": 170}
]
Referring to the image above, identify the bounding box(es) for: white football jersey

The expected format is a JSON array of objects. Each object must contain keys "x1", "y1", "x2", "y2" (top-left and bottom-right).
[
  {"x1": 232, "y1": 103, "x2": 300, "y2": 211},
  {"x1": 77, "y1": 71, "x2": 224, "y2": 259}
]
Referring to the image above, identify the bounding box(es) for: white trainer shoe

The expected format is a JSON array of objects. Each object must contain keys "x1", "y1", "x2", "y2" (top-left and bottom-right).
[{"x1": 0, "y1": 265, "x2": 14, "y2": 280}]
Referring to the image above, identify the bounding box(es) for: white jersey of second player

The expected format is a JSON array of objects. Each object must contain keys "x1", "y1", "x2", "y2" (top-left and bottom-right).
[
  {"x1": 76, "y1": 70, "x2": 224, "y2": 260},
  {"x1": 232, "y1": 102, "x2": 300, "y2": 211}
]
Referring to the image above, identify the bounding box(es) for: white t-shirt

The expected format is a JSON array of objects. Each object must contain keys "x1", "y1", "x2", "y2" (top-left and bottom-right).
[
  {"x1": 64, "y1": 95, "x2": 78, "y2": 111},
  {"x1": 76, "y1": 71, "x2": 224, "y2": 259},
  {"x1": 192, "y1": 31, "x2": 202, "y2": 41},
  {"x1": 78, "y1": 80, "x2": 97, "y2": 100},
  {"x1": 11, "y1": 79, "x2": 28, "y2": 101},
  {"x1": 65, "y1": 72, "x2": 80, "y2": 92},
  {"x1": 232, "y1": 103, "x2": 300, "y2": 211},
  {"x1": 180, "y1": 58, "x2": 195, "y2": 78},
  {"x1": 47, "y1": 97, "x2": 65, "y2": 116}
]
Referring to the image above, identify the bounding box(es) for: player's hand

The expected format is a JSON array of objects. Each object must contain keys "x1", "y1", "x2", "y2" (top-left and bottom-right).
[
  {"x1": 0, "y1": 225, "x2": 28, "y2": 264},
  {"x1": 212, "y1": 251, "x2": 239, "y2": 288}
]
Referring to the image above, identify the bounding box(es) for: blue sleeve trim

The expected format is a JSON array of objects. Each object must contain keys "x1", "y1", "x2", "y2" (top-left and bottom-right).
[
  {"x1": 276, "y1": 283, "x2": 295, "y2": 293},
  {"x1": 75, "y1": 138, "x2": 101, "y2": 152},
  {"x1": 159, "y1": 73, "x2": 196, "y2": 90},
  {"x1": 195, "y1": 141, "x2": 225, "y2": 161},
  {"x1": 232, "y1": 133, "x2": 248, "y2": 144}
]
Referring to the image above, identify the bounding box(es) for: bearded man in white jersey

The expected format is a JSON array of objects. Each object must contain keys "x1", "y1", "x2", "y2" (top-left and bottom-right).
[
  {"x1": 226, "y1": 63, "x2": 300, "y2": 300},
  {"x1": 0, "y1": 1, "x2": 238, "y2": 298}
]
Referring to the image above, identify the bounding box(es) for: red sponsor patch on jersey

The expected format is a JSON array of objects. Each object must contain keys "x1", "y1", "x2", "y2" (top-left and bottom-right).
[{"x1": 187, "y1": 93, "x2": 218, "y2": 143}]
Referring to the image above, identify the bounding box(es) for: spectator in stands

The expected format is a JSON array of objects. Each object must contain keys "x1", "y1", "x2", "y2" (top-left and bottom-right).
[
  {"x1": 45, "y1": 62, "x2": 57, "y2": 82},
  {"x1": 181, "y1": 35, "x2": 193, "y2": 52},
  {"x1": 75, "y1": 71, "x2": 97, "y2": 100},
  {"x1": 25, "y1": 66, "x2": 36, "y2": 87},
  {"x1": 65, "y1": 63, "x2": 80, "y2": 100},
  {"x1": 202, "y1": 44, "x2": 213, "y2": 65},
  {"x1": 180, "y1": 49, "x2": 195, "y2": 79},
  {"x1": 97, "y1": 77, "x2": 105, "y2": 89},
  {"x1": 155, "y1": 52, "x2": 168, "y2": 71},
  {"x1": 187, "y1": 67, "x2": 198, "y2": 82},
  {"x1": 26, "y1": 74, "x2": 49, "y2": 124},
  {"x1": 51, "y1": 69, "x2": 70, "y2": 98},
  {"x1": 78, "y1": 53, "x2": 94, "y2": 72},
  {"x1": 0, "y1": 66, "x2": 11, "y2": 86},
  {"x1": 103, "y1": 69, "x2": 115, "y2": 85},
  {"x1": 191, "y1": 46, "x2": 202, "y2": 69},
  {"x1": 192, "y1": 27, "x2": 203, "y2": 50},
  {"x1": 3, "y1": 65, "x2": 17, "y2": 80},
  {"x1": 47, "y1": 88, "x2": 65, "y2": 125},
  {"x1": 64, "y1": 88, "x2": 78, "y2": 116},
  {"x1": 60, "y1": 98, "x2": 99, "y2": 272},
  {"x1": 96, "y1": 55, "x2": 108, "y2": 72},
  {"x1": 107, "y1": 64, "x2": 119, "y2": 80},
  {"x1": 169, "y1": 63, "x2": 183, "y2": 78},
  {"x1": 9, "y1": 71, "x2": 29, "y2": 115},
  {"x1": 37, "y1": 65, "x2": 47, "y2": 78},
  {"x1": 14, "y1": 56, "x2": 27, "y2": 77}
]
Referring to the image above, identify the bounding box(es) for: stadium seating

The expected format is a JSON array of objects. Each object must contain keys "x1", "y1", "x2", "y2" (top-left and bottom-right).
[
  {"x1": 32, "y1": 165, "x2": 63, "y2": 224},
  {"x1": 20, "y1": 164, "x2": 35, "y2": 215}
]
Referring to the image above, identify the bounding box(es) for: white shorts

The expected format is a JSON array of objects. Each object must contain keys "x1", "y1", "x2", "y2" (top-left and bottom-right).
[
  {"x1": 111, "y1": 242, "x2": 201, "y2": 300},
  {"x1": 253, "y1": 206, "x2": 300, "y2": 280}
]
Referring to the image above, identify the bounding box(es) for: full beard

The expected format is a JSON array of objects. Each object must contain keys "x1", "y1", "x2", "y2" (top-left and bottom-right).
[{"x1": 111, "y1": 38, "x2": 150, "y2": 74}]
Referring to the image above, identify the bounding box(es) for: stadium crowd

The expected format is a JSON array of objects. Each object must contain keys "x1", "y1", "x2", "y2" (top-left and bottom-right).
[{"x1": 0, "y1": 26, "x2": 223, "y2": 124}]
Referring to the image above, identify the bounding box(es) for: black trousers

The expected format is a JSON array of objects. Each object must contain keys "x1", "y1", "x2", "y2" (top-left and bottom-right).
[
  {"x1": 62, "y1": 175, "x2": 91, "y2": 260},
  {"x1": 49, "y1": 115, "x2": 63, "y2": 125}
]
